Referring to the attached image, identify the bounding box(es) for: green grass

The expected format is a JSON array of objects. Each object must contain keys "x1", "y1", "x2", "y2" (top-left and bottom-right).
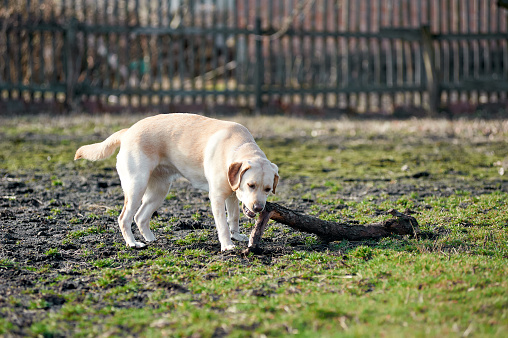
[
  {"x1": 257, "y1": 136, "x2": 508, "y2": 182},
  {"x1": 0, "y1": 258, "x2": 16, "y2": 269},
  {"x1": 174, "y1": 230, "x2": 210, "y2": 246},
  {"x1": 44, "y1": 248, "x2": 60, "y2": 257},
  {"x1": 1, "y1": 115, "x2": 508, "y2": 336},
  {"x1": 67, "y1": 225, "x2": 109, "y2": 239},
  {"x1": 13, "y1": 250, "x2": 507, "y2": 337}
]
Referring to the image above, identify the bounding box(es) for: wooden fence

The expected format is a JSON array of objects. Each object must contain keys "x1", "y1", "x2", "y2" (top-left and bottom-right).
[{"x1": 0, "y1": 0, "x2": 507, "y2": 115}]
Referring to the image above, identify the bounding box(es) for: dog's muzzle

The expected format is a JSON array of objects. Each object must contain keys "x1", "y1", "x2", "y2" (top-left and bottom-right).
[{"x1": 243, "y1": 203, "x2": 263, "y2": 218}]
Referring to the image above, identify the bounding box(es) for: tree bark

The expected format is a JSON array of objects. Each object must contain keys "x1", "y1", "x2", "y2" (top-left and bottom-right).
[{"x1": 245, "y1": 202, "x2": 419, "y2": 253}]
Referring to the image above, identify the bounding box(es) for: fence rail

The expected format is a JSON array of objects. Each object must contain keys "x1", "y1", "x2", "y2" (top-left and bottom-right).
[{"x1": 0, "y1": 0, "x2": 507, "y2": 115}]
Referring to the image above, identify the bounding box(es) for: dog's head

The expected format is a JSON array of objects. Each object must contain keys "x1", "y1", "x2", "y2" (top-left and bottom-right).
[{"x1": 228, "y1": 159, "x2": 279, "y2": 218}]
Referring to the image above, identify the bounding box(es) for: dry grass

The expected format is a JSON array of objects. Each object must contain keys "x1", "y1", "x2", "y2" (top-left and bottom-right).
[{"x1": 3, "y1": 113, "x2": 508, "y2": 141}]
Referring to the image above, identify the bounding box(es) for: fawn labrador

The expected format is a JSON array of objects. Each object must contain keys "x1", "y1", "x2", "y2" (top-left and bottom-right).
[{"x1": 75, "y1": 114, "x2": 279, "y2": 251}]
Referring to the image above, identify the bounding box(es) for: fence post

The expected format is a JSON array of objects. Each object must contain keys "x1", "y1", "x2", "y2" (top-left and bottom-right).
[
  {"x1": 420, "y1": 25, "x2": 439, "y2": 115},
  {"x1": 64, "y1": 17, "x2": 77, "y2": 110},
  {"x1": 254, "y1": 17, "x2": 263, "y2": 114}
]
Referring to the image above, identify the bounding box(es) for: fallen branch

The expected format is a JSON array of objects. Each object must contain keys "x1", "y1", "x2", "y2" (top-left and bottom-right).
[{"x1": 245, "y1": 202, "x2": 419, "y2": 253}]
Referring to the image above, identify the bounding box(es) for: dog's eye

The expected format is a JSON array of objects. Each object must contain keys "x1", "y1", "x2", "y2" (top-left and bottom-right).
[
  {"x1": 247, "y1": 183, "x2": 255, "y2": 189},
  {"x1": 264, "y1": 188, "x2": 271, "y2": 193}
]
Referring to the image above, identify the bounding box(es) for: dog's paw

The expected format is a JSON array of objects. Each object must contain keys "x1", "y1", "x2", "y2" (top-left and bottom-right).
[
  {"x1": 128, "y1": 241, "x2": 146, "y2": 249},
  {"x1": 221, "y1": 244, "x2": 237, "y2": 251},
  {"x1": 232, "y1": 232, "x2": 249, "y2": 242},
  {"x1": 143, "y1": 235, "x2": 156, "y2": 242}
]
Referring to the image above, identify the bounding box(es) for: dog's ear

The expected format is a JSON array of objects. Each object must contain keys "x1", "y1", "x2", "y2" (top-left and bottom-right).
[
  {"x1": 228, "y1": 162, "x2": 251, "y2": 191},
  {"x1": 271, "y1": 163, "x2": 279, "y2": 194}
]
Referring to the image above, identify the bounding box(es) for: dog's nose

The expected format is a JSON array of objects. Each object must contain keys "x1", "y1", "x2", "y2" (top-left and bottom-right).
[{"x1": 252, "y1": 203, "x2": 264, "y2": 213}]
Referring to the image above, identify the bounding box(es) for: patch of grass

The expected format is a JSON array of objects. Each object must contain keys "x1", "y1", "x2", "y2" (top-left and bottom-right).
[
  {"x1": 50, "y1": 208, "x2": 62, "y2": 215},
  {"x1": 18, "y1": 230, "x2": 508, "y2": 337},
  {"x1": 258, "y1": 135, "x2": 508, "y2": 184},
  {"x1": 175, "y1": 231, "x2": 210, "y2": 246},
  {"x1": 191, "y1": 212, "x2": 201, "y2": 221},
  {"x1": 351, "y1": 245, "x2": 374, "y2": 260},
  {"x1": 69, "y1": 217, "x2": 82, "y2": 224},
  {"x1": 87, "y1": 213, "x2": 101, "y2": 220},
  {"x1": 67, "y1": 225, "x2": 107, "y2": 239},
  {"x1": 166, "y1": 192, "x2": 177, "y2": 200},
  {"x1": 28, "y1": 299, "x2": 51, "y2": 310},
  {"x1": 117, "y1": 252, "x2": 135, "y2": 260},
  {"x1": 44, "y1": 248, "x2": 60, "y2": 257},
  {"x1": 93, "y1": 258, "x2": 117, "y2": 268},
  {"x1": 106, "y1": 205, "x2": 122, "y2": 217},
  {"x1": 51, "y1": 175, "x2": 63, "y2": 186},
  {"x1": 0, "y1": 258, "x2": 16, "y2": 269},
  {"x1": 95, "y1": 269, "x2": 127, "y2": 288},
  {"x1": 0, "y1": 318, "x2": 15, "y2": 334},
  {"x1": 149, "y1": 217, "x2": 166, "y2": 231},
  {"x1": 183, "y1": 248, "x2": 210, "y2": 258},
  {"x1": 303, "y1": 235, "x2": 320, "y2": 247}
]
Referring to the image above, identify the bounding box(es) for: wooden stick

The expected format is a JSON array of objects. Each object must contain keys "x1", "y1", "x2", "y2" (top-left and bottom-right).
[{"x1": 245, "y1": 202, "x2": 419, "y2": 254}]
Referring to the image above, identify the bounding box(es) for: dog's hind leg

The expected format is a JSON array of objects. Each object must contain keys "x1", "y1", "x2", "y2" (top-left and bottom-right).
[
  {"x1": 118, "y1": 185, "x2": 147, "y2": 248},
  {"x1": 134, "y1": 171, "x2": 172, "y2": 243},
  {"x1": 116, "y1": 153, "x2": 151, "y2": 248}
]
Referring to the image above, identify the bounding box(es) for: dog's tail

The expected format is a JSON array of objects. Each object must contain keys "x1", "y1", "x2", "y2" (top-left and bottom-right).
[{"x1": 74, "y1": 129, "x2": 128, "y2": 161}]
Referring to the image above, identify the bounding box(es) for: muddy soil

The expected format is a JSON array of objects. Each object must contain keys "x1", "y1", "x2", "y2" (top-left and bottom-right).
[
  {"x1": 1, "y1": 163, "x2": 507, "y2": 335},
  {"x1": 1, "y1": 166, "x2": 505, "y2": 260}
]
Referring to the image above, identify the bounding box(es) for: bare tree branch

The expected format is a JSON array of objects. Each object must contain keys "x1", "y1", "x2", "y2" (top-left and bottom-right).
[{"x1": 245, "y1": 202, "x2": 419, "y2": 253}]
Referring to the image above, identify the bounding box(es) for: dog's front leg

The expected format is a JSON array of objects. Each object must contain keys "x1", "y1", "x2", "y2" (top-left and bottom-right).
[
  {"x1": 226, "y1": 194, "x2": 248, "y2": 242},
  {"x1": 210, "y1": 194, "x2": 235, "y2": 251}
]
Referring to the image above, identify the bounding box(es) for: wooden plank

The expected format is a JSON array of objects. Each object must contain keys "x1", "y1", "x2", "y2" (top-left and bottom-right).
[
  {"x1": 453, "y1": 0, "x2": 459, "y2": 93},
  {"x1": 464, "y1": 0, "x2": 471, "y2": 101},
  {"x1": 1, "y1": 0, "x2": 7, "y2": 98},
  {"x1": 362, "y1": 1, "x2": 374, "y2": 112},
  {"x1": 210, "y1": 0, "x2": 218, "y2": 105},
  {"x1": 275, "y1": 0, "x2": 284, "y2": 107},
  {"x1": 200, "y1": 0, "x2": 207, "y2": 106},
  {"x1": 254, "y1": 17, "x2": 263, "y2": 113},
  {"x1": 395, "y1": 0, "x2": 403, "y2": 107},
  {"x1": 402, "y1": 0, "x2": 411, "y2": 106},
  {"x1": 38, "y1": 0, "x2": 45, "y2": 101},
  {"x1": 4, "y1": 1, "x2": 12, "y2": 100},
  {"x1": 324, "y1": 0, "x2": 332, "y2": 109},
  {"x1": 442, "y1": 79, "x2": 508, "y2": 92},
  {"x1": 0, "y1": 83, "x2": 67, "y2": 93},
  {"x1": 64, "y1": 18, "x2": 77, "y2": 108},
  {"x1": 52, "y1": 1, "x2": 59, "y2": 102},
  {"x1": 15, "y1": 14, "x2": 22, "y2": 99},
  {"x1": 189, "y1": 0, "x2": 196, "y2": 105},
  {"x1": 71, "y1": 83, "x2": 427, "y2": 97},
  {"x1": 421, "y1": 25, "x2": 439, "y2": 114},
  {"x1": 416, "y1": 0, "x2": 424, "y2": 106},
  {"x1": 375, "y1": 0, "x2": 382, "y2": 111},
  {"x1": 113, "y1": 0, "x2": 121, "y2": 98},
  {"x1": 310, "y1": 0, "x2": 317, "y2": 107},
  {"x1": 18, "y1": 17, "x2": 508, "y2": 41},
  {"x1": 495, "y1": 0, "x2": 503, "y2": 100},
  {"x1": 343, "y1": 0, "x2": 350, "y2": 108},
  {"x1": 125, "y1": 0, "x2": 133, "y2": 106},
  {"x1": 331, "y1": 0, "x2": 339, "y2": 109},
  {"x1": 221, "y1": 0, "x2": 229, "y2": 105}
]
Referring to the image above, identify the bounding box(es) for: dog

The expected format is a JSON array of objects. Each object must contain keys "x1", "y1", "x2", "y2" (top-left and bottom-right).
[{"x1": 74, "y1": 114, "x2": 279, "y2": 251}]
